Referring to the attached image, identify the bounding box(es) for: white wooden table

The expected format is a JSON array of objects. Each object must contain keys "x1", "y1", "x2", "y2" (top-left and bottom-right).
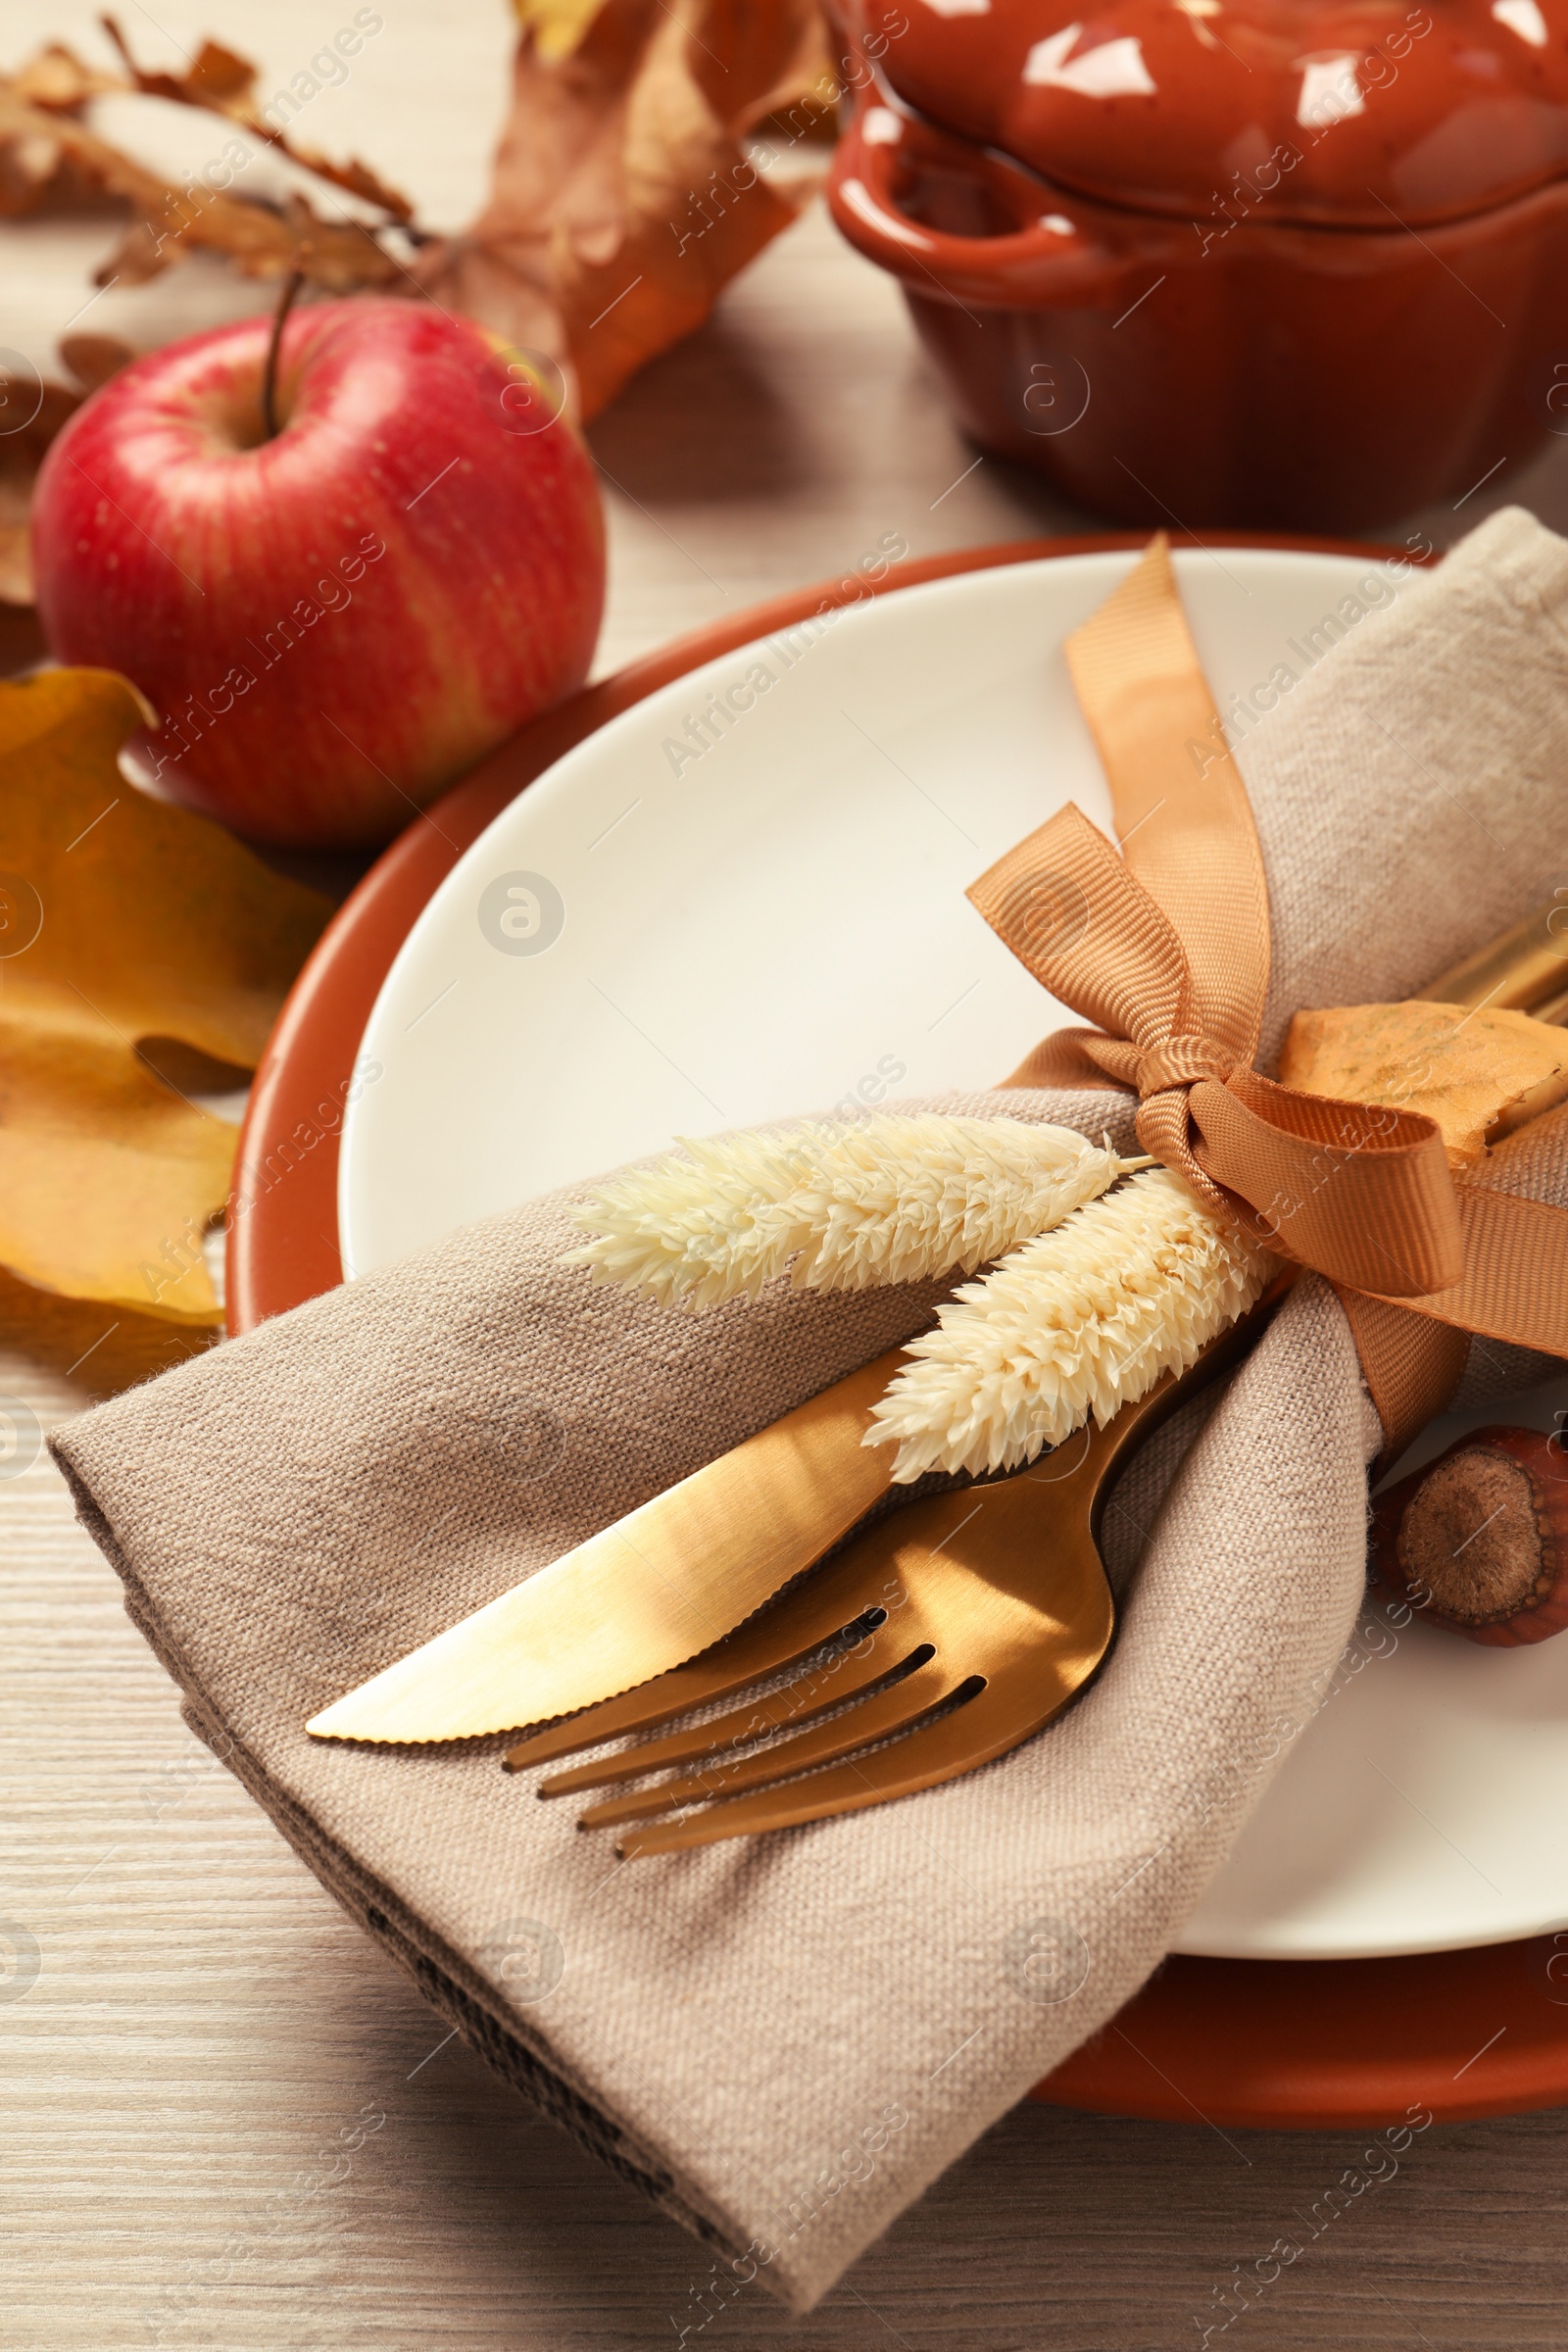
[{"x1": 6, "y1": 8, "x2": 1568, "y2": 2345}]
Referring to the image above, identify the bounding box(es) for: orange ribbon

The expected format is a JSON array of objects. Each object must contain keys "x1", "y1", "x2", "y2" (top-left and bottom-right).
[{"x1": 968, "y1": 538, "x2": 1568, "y2": 1457}]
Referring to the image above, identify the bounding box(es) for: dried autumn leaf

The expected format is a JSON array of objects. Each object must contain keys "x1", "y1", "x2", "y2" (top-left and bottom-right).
[
  {"x1": 420, "y1": 0, "x2": 832, "y2": 417},
  {"x1": 58, "y1": 333, "x2": 137, "y2": 394},
  {"x1": 98, "y1": 23, "x2": 256, "y2": 110},
  {"x1": 0, "y1": 668, "x2": 329, "y2": 1320},
  {"x1": 99, "y1": 16, "x2": 416, "y2": 222},
  {"x1": 0, "y1": 76, "x2": 405, "y2": 293},
  {"x1": 0, "y1": 48, "x2": 121, "y2": 218},
  {"x1": 0, "y1": 1254, "x2": 214, "y2": 1396},
  {"x1": 515, "y1": 0, "x2": 613, "y2": 63},
  {"x1": 0, "y1": 376, "x2": 81, "y2": 607},
  {"x1": 1279, "y1": 1000, "x2": 1568, "y2": 1167},
  {"x1": 10, "y1": 43, "x2": 117, "y2": 112}
]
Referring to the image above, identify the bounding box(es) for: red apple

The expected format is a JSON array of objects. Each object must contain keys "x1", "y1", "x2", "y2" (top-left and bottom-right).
[{"x1": 30, "y1": 298, "x2": 605, "y2": 847}]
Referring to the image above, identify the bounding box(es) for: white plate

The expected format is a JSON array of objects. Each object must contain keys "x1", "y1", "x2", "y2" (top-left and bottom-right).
[{"x1": 340, "y1": 548, "x2": 1568, "y2": 1963}]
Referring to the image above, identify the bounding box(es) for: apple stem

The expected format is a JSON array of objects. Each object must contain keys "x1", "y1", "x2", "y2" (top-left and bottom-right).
[{"x1": 261, "y1": 268, "x2": 307, "y2": 442}]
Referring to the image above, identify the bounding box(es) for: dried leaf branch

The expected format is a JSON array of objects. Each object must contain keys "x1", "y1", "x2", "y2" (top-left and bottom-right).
[
  {"x1": 97, "y1": 15, "x2": 416, "y2": 222},
  {"x1": 0, "y1": 36, "x2": 416, "y2": 290}
]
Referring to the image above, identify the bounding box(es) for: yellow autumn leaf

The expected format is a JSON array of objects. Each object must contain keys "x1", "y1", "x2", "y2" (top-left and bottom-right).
[
  {"x1": 1279, "y1": 1000, "x2": 1568, "y2": 1167},
  {"x1": 513, "y1": 0, "x2": 608, "y2": 61},
  {"x1": 0, "y1": 668, "x2": 329, "y2": 1321}
]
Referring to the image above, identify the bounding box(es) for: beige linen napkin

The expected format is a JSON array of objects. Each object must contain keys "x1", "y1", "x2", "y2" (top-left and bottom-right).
[{"x1": 52, "y1": 508, "x2": 1568, "y2": 2312}]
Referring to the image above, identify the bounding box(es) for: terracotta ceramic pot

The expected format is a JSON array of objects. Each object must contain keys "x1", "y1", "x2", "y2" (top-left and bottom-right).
[{"x1": 825, "y1": 0, "x2": 1568, "y2": 528}]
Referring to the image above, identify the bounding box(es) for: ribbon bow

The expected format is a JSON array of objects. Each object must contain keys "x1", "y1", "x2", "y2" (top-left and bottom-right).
[{"x1": 968, "y1": 539, "x2": 1568, "y2": 1456}]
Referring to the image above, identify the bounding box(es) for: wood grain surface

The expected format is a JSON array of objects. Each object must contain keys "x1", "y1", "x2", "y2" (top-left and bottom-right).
[{"x1": 5, "y1": 6, "x2": 1568, "y2": 2345}]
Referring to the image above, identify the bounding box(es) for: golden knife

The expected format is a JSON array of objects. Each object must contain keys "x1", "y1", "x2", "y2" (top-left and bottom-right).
[{"x1": 307, "y1": 1348, "x2": 906, "y2": 1741}]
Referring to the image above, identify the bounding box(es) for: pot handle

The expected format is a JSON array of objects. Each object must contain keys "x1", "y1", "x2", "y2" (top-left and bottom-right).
[{"x1": 827, "y1": 97, "x2": 1128, "y2": 310}]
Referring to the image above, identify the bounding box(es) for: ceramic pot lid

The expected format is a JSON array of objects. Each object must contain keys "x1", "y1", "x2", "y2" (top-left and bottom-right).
[{"x1": 852, "y1": 0, "x2": 1568, "y2": 225}]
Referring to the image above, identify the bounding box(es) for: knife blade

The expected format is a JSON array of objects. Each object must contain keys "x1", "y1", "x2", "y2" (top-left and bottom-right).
[{"x1": 306, "y1": 1347, "x2": 906, "y2": 1742}]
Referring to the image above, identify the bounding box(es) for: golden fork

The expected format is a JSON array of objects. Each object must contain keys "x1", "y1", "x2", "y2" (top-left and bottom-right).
[{"x1": 504, "y1": 1292, "x2": 1283, "y2": 1856}]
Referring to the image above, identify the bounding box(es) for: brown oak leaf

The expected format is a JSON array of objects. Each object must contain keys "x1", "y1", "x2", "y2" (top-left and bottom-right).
[{"x1": 417, "y1": 0, "x2": 833, "y2": 418}]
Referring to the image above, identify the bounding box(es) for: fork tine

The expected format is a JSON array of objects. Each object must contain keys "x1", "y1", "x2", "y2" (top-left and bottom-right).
[
  {"x1": 574, "y1": 1653, "x2": 965, "y2": 1827},
  {"x1": 614, "y1": 1677, "x2": 1010, "y2": 1855},
  {"x1": 568, "y1": 1297, "x2": 1284, "y2": 1853},
  {"x1": 503, "y1": 1509, "x2": 926, "y2": 1774},
  {"x1": 536, "y1": 1627, "x2": 933, "y2": 1800}
]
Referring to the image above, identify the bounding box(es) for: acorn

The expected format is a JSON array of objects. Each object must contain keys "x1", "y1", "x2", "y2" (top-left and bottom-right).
[{"x1": 1370, "y1": 1426, "x2": 1568, "y2": 1646}]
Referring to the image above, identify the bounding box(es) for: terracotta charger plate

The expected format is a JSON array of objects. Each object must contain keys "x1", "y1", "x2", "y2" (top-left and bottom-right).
[{"x1": 228, "y1": 532, "x2": 1568, "y2": 2129}]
